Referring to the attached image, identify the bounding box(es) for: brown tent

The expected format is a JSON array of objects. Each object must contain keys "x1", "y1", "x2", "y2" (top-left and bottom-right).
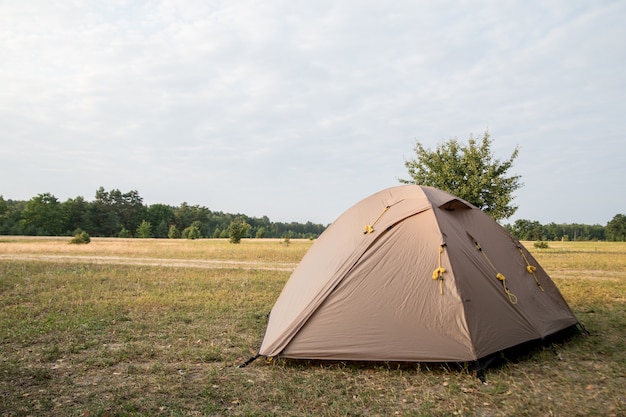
[{"x1": 257, "y1": 185, "x2": 578, "y2": 363}]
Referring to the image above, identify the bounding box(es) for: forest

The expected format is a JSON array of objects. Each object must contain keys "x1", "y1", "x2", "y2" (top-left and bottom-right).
[
  {"x1": 503, "y1": 218, "x2": 623, "y2": 242},
  {"x1": 1, "y1": 187, "x2": 624, "y2": 241},
  {"x1": 0, "y1": 187, "x2": 326, "y2": 239}
]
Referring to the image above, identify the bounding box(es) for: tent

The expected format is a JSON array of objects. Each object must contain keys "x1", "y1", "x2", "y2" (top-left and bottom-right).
[{"x1": 254, "y1": 185, "x2": 578, "y2": 364}]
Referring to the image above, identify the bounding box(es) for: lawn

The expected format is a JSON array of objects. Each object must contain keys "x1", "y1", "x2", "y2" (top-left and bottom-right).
[{"x1": 0, "y1": 238, "x2": 624, "y2": 416}]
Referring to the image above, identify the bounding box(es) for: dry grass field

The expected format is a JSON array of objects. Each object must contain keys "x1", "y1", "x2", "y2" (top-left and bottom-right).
[{"x1": 0, "y1": 237, "x2": 624, "y2": 416}]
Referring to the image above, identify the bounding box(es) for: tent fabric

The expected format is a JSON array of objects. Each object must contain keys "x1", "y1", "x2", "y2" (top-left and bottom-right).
[{"x1": 258, "y1": 185, "x2": 578, "y2": 362}]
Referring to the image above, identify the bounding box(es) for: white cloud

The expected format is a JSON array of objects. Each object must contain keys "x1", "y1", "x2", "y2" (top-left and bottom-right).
[{"x1": 1, "y1": 0, "x2": 624, "y2": 224}]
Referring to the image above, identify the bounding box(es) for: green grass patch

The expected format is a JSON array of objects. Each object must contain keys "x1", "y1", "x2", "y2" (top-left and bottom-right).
[{"x1": 0, "y1": 239, "x2": 624, "y2": 416}]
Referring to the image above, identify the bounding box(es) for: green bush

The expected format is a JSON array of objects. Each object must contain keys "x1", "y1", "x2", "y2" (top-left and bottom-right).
[
  {"x1": 168, "y1": 225, "x2": 181, "y2": 239},
  {"x1": 228, "y1": 218, "x2": 250, "y2": 244},
  {"x1": 282, "y1": 231, "x2": 292, "y2": 246},
  {"x1": 534, "y1": 240, "x2": 549, "y2": 249},
  {"x1": 182, "y1": 225, "x2": 201, "y2": 240},
  {"x1": 70, "y1": 229, "x2": 91, "y2": 244},
  {"x1": 136, "y1": 220, "x2": 152, "y2": 238}
]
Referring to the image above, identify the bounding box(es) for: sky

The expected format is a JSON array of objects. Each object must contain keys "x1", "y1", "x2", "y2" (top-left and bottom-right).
[{"x1": 1, "y1": 1, "x2": 624, "y2": 226}]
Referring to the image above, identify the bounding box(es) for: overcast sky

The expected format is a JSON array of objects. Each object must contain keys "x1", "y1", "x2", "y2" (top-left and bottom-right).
[{"x1": 1, "y1": 1, "x2": 624, "y2": 226}]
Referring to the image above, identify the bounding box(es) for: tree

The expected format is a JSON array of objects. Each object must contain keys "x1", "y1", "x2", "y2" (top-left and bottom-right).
[
  {"x1": 119, "y1": 227, "x2": 132, "y2": 238},
  {"x1": 88, "y1": 187, "x2": 145, "y2": 236},
  {"x1": 0, "y1": 196, "x2": 12, "y2": 234},
  {"x1": 0, "y1": 198, "x2": 25, "y2": 235},
  {"x1": 400, "y1": 132, "x2": 522, "y2": 221},
  {"x1": 507, "y1": 219, "x2": 543, "y2": 241},
  {"x1": 0, "y1": 196, "x2": 7, "y2": 219},
  {"x1": 111, "y1": 189, "x2": 146, "y2": 233},
  {"x1": 182, "y1": 221, "x2": 202, "y2": 239},
  {"x1": 62, "y1": 196, "x2": 90, "y2": 235},
  {"x1": 606, "y1": 214, "x2": 626, "y2": 241},
  {"x1": 154, "y1": 220, "x2": 169, "y2": 238},
  {"x1": 228, "y1": 218, "x2": 251, "y2": 244},
  {"x1": 89, "y1": 187, "x2": 121, "y2": 236},
  {"x1": 168, "y1": 225, "x2": 181, "y2": 239},
  {"x1": 146, "y1": 204, "x2": 175, "y2": 237},
  {"x1": 136, "y1": 220, "x2": 152, "y2": 238},
  {"x1": 20, "y1": 193, "x2": 64, "y2": 235}
]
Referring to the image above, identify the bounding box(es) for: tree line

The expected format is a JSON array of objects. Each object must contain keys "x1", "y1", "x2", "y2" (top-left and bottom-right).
[
  {"x1": 0, "y1": 187, "x2": 327, "y2": 239},
  {"x1": 504, "y1": 216, "x2": 626, "y2": 242},
  {"x1": 2, "y1": 187, "x2": 623, "y2": 242}
]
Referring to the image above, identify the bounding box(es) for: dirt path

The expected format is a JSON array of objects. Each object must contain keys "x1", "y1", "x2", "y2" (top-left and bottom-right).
[{"x1": 0, "y1": 254, "x2": 298, "y2": 272}]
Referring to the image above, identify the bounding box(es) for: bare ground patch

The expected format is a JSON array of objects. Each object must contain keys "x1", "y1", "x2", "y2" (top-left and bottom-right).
[{"x1": 0, "y1": 253, "x2": 298, "y2": 271}]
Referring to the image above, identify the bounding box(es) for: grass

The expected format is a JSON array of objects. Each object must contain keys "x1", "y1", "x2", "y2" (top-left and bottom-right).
[
  {"x1": 0, "y1": 238, "x2": 624, "y2": 416},
  {"x1": 0, "y1": 236, "x2": 311, "y2": 262}
]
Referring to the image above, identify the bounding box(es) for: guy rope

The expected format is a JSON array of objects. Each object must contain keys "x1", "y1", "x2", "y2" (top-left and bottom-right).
[
  {"x1": 469, "y1": 235, "x2": 518, "y2": 304},
  {"x1": 518, "y1": 247, "x2": 544, "y2": 291}
]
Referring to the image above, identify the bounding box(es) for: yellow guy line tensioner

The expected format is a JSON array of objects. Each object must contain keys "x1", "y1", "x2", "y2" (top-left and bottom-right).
[{"x1": 432, "y1": 245, "x2": 446, "y2": 295}]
